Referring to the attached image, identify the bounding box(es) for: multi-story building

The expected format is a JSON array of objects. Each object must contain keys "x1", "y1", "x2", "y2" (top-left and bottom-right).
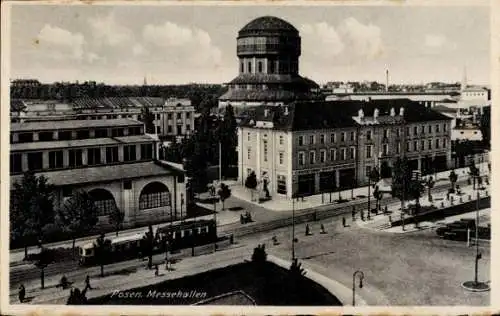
[
  {"x1": 219, "y1": 16, "x2": 322, "y2": 113},
  {"x1": 10, "y1": 97, "x2": 196, "y2": 140},
  {"x1": 237, "y1": 99, "x2": 452, "y2": 198},
  {"x1": 9, "y1": 119, "x2": 187, "y2": 226}
]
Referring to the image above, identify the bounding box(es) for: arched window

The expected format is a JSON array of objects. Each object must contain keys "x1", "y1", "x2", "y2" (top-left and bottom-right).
[
  {"x1": 88, "y1": 189, "x2": 118, "y2": 216},
  {"x1": 139, "y1": 182, "x2": 171, "y2": 210}
]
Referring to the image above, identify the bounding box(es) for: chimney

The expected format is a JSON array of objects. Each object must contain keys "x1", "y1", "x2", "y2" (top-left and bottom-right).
[
  {"x1": 373, "y1": 108, "x2": 379, "y2": 120},
  {"x1": 386, "y1": 69, "x2": 389, "y2": 92},
  {"x1": 399, "y1": 107, "x2": 405, "y2": 117},
  {"x1": 358, "y1": 109, "x2": 364, "y2": 120},
  {"x1": 390, "y1": 107, "x2": 395, "y2": 117}
]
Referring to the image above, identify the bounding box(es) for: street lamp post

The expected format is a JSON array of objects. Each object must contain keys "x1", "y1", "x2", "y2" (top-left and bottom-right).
[
  {"x1": 180, "y1": 193, "x2": 185, "y2": 223},
  {"x1": 352, "y1": 270, "x2": 364, "y2": 306},
  {"x1": 292, "y1": 196, "x2": 297, "y2": 261},
  {"x1": 213, "y1": 199, "x2": 217, "y2": 252}
]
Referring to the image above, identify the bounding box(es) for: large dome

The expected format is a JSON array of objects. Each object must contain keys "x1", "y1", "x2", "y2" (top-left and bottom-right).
[{"x1": 238, "y1": 16, "x2": 298, "y2": 36}]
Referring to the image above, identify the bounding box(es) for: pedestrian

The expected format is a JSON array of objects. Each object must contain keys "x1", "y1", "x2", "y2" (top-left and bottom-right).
[
  {"x1": 351, "y1": 209, "x2": 355, "y2": 221},
  {"x1": 165, "y1": 259, "x2": 169, "y2": 271},
  {"x1": 342, "y1": 217, "x2": 346, "y2": 227},
  {"x1": 155, "y1": 264, "x2": 159, "y2": 276},
  {"x1": 320, "y1": 224, "x2": 326, "y2": 234},
  {"x1": 305, "y1": 224, "x2": 310, "y2": 236},
  {"x1": 18, "y1": 284, "x2": 25, "y2": 303},
  {"x1": 384, "y1": 205, "x2": 388, "y2": 214},
  {"x1": 85, "y1": 275, "x2": 92, "y2": 290},
  {"x1": 272, "y1": 235, "x2": 278, "y2": 245},
  {"x1": 361, "y1": 212, "x2": 365, "y2": 221}
]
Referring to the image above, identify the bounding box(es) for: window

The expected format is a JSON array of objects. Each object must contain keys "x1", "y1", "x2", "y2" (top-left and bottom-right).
[
  {"x1": 428, "y1": 139, "x2": 432, "y2": 150},
  {"x1": 18, "y1": 133, "x2": 33, "y2": 143},
  {"x1": 112, "y1": 128, "x2": 124, "y2": 137},
  {"x1": 49, "y1": 150, "x2": 63, "y2": 168},
  {"x1": 341, "y1": 132, "x2": 346, "y2": 142},
  {"x1": 428, "y1": 125, "x2": 432, "y2": 133},
  {"x1": 95, "y1": 128, "x2": 108, "y2": 138},
  {"x1": 421, "y1": 140, "x2": 425, "y2": 151},
  {"x1": 156, "y1": 114, "x2": 161, "y2": 120},
  {"x1": 383, "y1": 144, "x2": 389, "y2": 156},
  {"x1": 443, "y1": 138, "x2": 447, "y2": 148},
  {"x1": 177, "y1": 113, "x2": 182, "y2": 120},
  {"x1": 124, "y1": 145, "x2": 137, "y2": 162},
  {"x1": 38, "y1": 132, "x2": 53, "y2": 142},
  {"x1": 69, "y1": 149, "x2": 83, "y2": 167},
  {"x1": 298, "y1": 136, "x2": 304, "y2": 146},
  {"x1": 240, "y1": 61, "x2": 244, "y2": 73},
  {"x1": 413, "y1": 126, "x2": 418, "y2": 135},
  {"x1": 279, "y1": 135, "x2": 284, "y2": 145},
  {"x1": 435, "y1": 139, "x2": 440, "y2": 149},
  {"x1": 106, "y1": 146, "x2": 119, "y2": 163},
  {"x1": 436, "y1": 124, "x2": 440, "y2": 133},
  {"x1": 124, "y1": 180, "x2": 132, "y2": 190},
  {"x1": 298, "y1": 152, "x2": 305, "y2": 166},
  {"x1": 168, "y1": 113, "x2": 173, "y2": 120},
  {"x1": 383, "y1": 129, "x2": 389, "y2": 139},
  {"x1": 406, "y1": 141, "x2": 411, "y2": 152},
  {"x1": 247, "y1": 147, "x2": 251, "y2": 160},
  {"x1": 258, "y1": 61, "x2": 263, "y2": 73},
  {"x1": 176, "y1": 126, "x2": 182, "y2": 135},
  {"x1": 320, "y1": 150, "x2": 326, "y2": 163},
  {"x1": 76, "y1": 130, "x2": 90, "y2": 140},
  {"x1": 263, "y1": 140, "x2": 268, "y2": 162},
  {"x1": 277, "y1": 175, "x2": 287, "y2": 194},
  {"x1": 330, "y1": 133, "x2": 336, "y2": 143},
  {"x1": 309, "y1": 135, "x2": 315, "y2": 145},
  {"x1": 279, "y1": 152, "x2": 284, "y2": 165},
  {"x1": 350, "y1": 131, "x2": 355, "y2": 141},
  {"x1": 396, "y1": 128, "x2": 401, "y2": 137},
  {"x1": 366, "y1": 130, "x2": 372, "y2": 141},
  {"x1": 186, "y1": 112, "x2": 191, "y2": 119},
  {"x1": 10, "y1": 153, "x2": 22, "y2": 173},
  {"x1": 330, "y1": 148, "x2": 337, "y2": 161},
  {"x1": 406, "y1": 127, "x2": 411, "y2": 136},
  {"x1": 309, "y1": 151, "x2": 316, "y2": 164},
  {"x1": 366, "y1": 145, "x2": 373, "y2": 158},
  {"x1": 167, "y1": 126, "x2": 173, "y2": 133},
  {"x1": 141, "y1": 144, "x2": 153, "y2": 160},
  {"x1": 128, "y1": 127, "x2": 141, "y2": 136},
  {"x1": 349, "y1": 147, "x2": 356, "y2": 159},
  {"x1": 443, "y1": 124, "x2": 448, "y2": 132},
  {"x1": 320, "y1": 134, "x2": 325, "y2": 144},
  {"x1": 341, "y1": 148, "x2": 347, "y2": 160},
  {"x1": 413, "y1": 141, "x2": 418, "y2": 151},
  {"x1": 396, "y1": 142, "x2": 401, "y2": 154},
  {"x1": 186, "y1": 125, "x2": 191, "y2": 132},
  {"x1": 247, "y1": 61, "x2": 252, "y2": 73},
  {"x1": 87, "y1": 148, "x2": 101, "y2": 166},
  {"x1": 248, "y1": 133, "x2": 251, "y2": 141}
]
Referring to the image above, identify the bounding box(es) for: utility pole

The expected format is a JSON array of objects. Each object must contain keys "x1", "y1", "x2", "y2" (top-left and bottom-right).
[{"x1": 219, "y1": 141, "x2": 222, "y2": 184}]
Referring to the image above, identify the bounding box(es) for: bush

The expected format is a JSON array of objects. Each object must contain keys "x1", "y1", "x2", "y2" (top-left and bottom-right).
[{"x1": 251, "y1": 244, "x2": 267, "y2": 264}]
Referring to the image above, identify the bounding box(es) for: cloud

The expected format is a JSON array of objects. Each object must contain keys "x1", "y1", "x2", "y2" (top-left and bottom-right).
[
  {"x1": 142, "y1": 21, "x2": 222, "y2": 65},
  {"x1": 338, "y1": 17, "x2": 384, "y2": 59},
  {"x1": 132, "y1": 43, "x2": 146, "y2": 56},
  {"x1": 300, "y1": 22, "x2": 345, "y2": 58},
  {"x1": 86, "y1": 52, "x2": 105, "y2": 64},
  {"x1": 424, "y1": 34, "x2": 446, "y2": 48},
  {"x1": 37, "y1": 24, "x2": 85, "y2": 60},
  {"x1": 88, "y1": 13, "x2": 132, "y2": 47}
]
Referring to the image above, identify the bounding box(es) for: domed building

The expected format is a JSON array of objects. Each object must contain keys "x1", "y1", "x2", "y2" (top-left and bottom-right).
[{"x1": 218, "y1": 16, "x2": 322, "y2": 110}]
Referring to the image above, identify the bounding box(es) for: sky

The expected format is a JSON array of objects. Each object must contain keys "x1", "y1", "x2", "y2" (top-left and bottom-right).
[{"x1": 9, "y1": 3, "x2": 491, "y2": 85}]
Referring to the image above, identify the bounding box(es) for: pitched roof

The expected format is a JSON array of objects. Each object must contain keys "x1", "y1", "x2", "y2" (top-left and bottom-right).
[
  {"x1": 71, "y1": 97, "x2": 165, "y2": 110},
  {"x1": 239, "y1": 99, "x2": 452, "y2": 131},
  {"x1": 11, "y1": 118, "x2": 142, "y2": 132},
  {"x1": 239, "y1": 16, "x2": 298, "y2": 36},
  {"x1": 10, "y1": 161, "x2": 176, "y2": 187},
  {"x1": 228, "y1": 74, "x2": 318, "y2": 87}
]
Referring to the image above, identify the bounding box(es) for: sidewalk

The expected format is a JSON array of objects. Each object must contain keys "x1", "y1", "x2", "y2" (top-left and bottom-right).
[
  {"x1": 230, "y1": 163, "x2": 488, "y2": 212},
  {"x1": 356, "y1": 179, "x2": 490, "y2": 234}
]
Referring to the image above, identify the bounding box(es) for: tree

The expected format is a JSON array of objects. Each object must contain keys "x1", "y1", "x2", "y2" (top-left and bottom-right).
[
  {"x1": 34, "y1": 247, "x2": 55, "y2": 289},
  {"x1": 373, "y1": 185, "x2": 383, "y2": 213},
  {"x1": 245, "y1": 171, "x2": 258, "y2": 201},
  {"x1": 10, "y1": 171, "x2": 55, "y2": 257},
  {"x1": 217, "y1": 183, "x2": 231, "y2": 211},
  {"x1": 218, "y1": 104, "x2": 238, "y2": 177},
  {"x1": 251, "y1": 244, "x2": 267, "y2": 264},
  {"x1": 108, "y1": 208, "x2": 125, "y2": 237},
  {"x1": 449, "y1": 170, "x2": 458, "y2": 192},
  {"x1": 367, "y1": 168, "x2": 380, "y2": 217},
  {"x1": 58, "y1": 190, "x2": 99, "y2": 251},
  {"x1": 93, "y1": 233, "x2": 111, "y2": 277},
  {"x1": 289, "y1": 258, "x2": 306, "y2": 278},
  {"x1": 140, "y1": 106, "x2": 155, "y2": 134},
  {"x1": 392, "y1": 158, "x2": 412, "y2": 220}
]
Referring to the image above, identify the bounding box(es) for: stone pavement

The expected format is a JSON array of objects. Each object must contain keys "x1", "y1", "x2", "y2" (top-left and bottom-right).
[{"x1": 229, "y1": 163, "x2": 489, "y2": 212}]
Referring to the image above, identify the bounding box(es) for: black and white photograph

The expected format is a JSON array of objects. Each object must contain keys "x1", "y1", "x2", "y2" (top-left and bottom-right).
[{"x1": 1, "y1": 0, "x2": 496, "y2": 314}]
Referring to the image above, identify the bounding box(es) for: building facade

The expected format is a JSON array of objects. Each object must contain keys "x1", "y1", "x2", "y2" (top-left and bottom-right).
[
  {"x1": 10, "y1": 119, "x2": 187, "y2": 226},
  {"x1": 237, "y1": 99, "x2": 452, "y2": 198},
  {"x1": 219, "y1": 16, "x2": 322, "y2": 112}
]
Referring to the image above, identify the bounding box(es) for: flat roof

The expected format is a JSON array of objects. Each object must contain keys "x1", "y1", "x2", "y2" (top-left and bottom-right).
[
  {"x1": 10, "y1": 161, "x2": 177, "y2": 187},
  {"x1": 113, "y1": 135, "x2": 156, "y2": 143},
  {"x1": 11, "y1": 138, "x2": 121, "y2": 151},
  {"x1": 11, "y1": 118, "x2": 143, "y2": 132}
]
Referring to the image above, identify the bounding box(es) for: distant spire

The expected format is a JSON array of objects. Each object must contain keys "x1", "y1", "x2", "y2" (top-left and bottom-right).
[
  {"x1": 143, "y1": 75, "x2": 147, "y2": 86},
  {"x1": 461, "y1": 65, "x2": 467, "y2": 91}
]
